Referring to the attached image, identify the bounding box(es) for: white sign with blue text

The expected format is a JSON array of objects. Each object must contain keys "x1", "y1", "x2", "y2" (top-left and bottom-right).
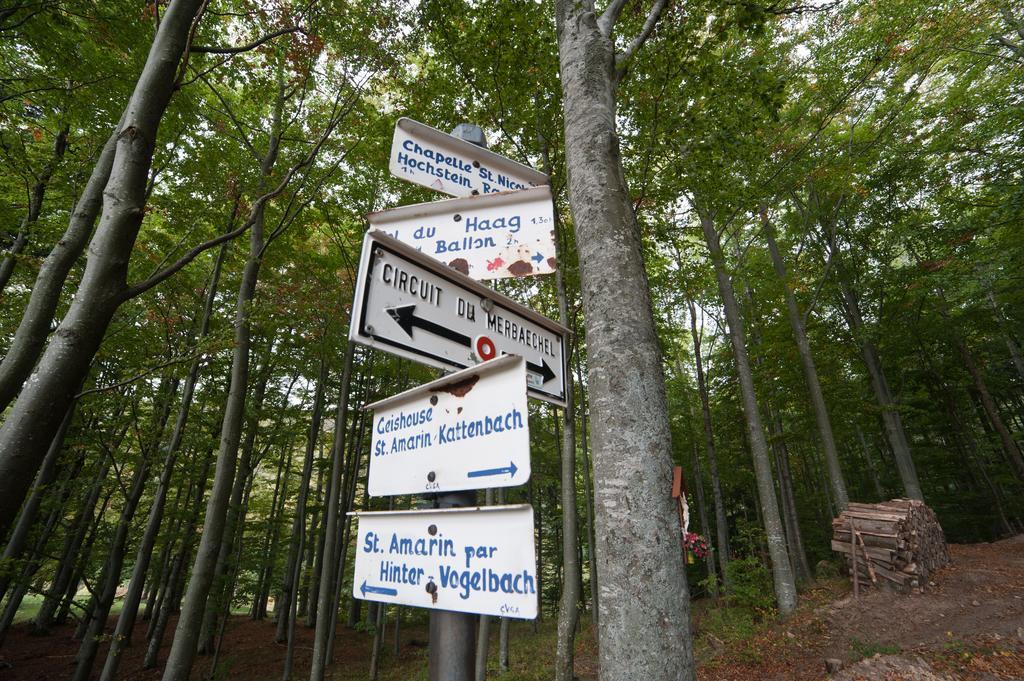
[
  {"x1": 349, "y1": 231, "x2": 568, "y2": 406},
  {"x1": 366, "y1": 355, "x2": 530, "y2": 497},
  {"x1": 351, "y1": 504, "x2": 538, "y2": 619},
  {"x1": 367, "y1": 186, "x2": 556, "y2": 281},
  {"x1": 389, "y1": 117, "x2": 548, "y2": 198}
]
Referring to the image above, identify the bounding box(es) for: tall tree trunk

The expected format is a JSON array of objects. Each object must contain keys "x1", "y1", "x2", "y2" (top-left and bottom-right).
[
  {"x1": 0, "y1": 0, "x2": 205, "y2": 536},
  {"x1": 280, "y1": 354, "x2": 328, "y2": 661},
  {"x1": 549, "y1": 194, "x2": 580, "y2": 681},
  {"x1": 32, "y1": 455, "x2": 111, "y2": 632},
  {"x1": 956, "y1": 340, "x2": 1024, "y2": 481},
  {"x1": 160, "y1": 62, "x2": 287, "y2": 680},
  {"x1": 99, "y1": 233, "x2": 228, "y2": 681},
  {"x1": 760, "y1": 209, "x2": 848, "y2": 509},
  {"x1": 690, "y1": 443, "x2": 718, "y2": 597},
  {"x1": 309, "y1": 343, "x2": 354, "y2": 681},
  {"x1": 855, "y1": 426, "x2": 885, "y2": 499},
  {"x1": 767, "y1": 409, "x2": 812, "y2": 584},
  {"x1": 836, "y1": 275, "x2": 923, "y2": 499},
  {"x1": 0, "y1": 125, "x2": 69, "y2": 297},
  {"x1": 698, "y1": 211, "x2": 797, "y2": 615},
  {"x1": 686, "y1": 298, "x2": 731, "y2": 590},
  {"x1": 554, "y1": 2, "x2": 695, "y2": 677},
  {"x1": 0, "y1": 405, "x2": 72, "y2": 602},
  {"x1": 144, "y1": 449, "x2": 213, "y2": 669}
]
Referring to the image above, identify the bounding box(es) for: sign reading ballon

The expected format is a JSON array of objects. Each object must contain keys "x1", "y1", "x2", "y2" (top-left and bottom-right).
[{"x1": 367, "y1": 186, "x2": 556, "y2": 281}]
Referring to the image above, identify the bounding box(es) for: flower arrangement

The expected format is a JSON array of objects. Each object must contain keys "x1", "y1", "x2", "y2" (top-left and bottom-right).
[{"x1": 683, "y1": 532, "x2": 708, "y2": 559}]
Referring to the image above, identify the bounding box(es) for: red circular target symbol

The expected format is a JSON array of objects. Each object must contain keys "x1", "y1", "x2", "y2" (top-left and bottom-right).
[{"x1": 474, "y1": 335, "x2": 497, "y2": 361}]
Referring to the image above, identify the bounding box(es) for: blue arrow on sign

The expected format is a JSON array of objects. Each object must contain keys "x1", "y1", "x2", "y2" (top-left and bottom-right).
[
  {"x1": 531, "y1": 252, "x2": 544, "y2": 263},
  {"x1": 361, "y1": 580, "x2": 398, "y2": 597},
  {"x1": 467, "y1": 461, "x2": 519, "y2": 479}
]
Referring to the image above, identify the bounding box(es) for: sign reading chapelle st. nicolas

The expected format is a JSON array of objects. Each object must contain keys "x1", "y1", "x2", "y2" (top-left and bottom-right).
[
  {"x1": 389, "y1": 117, "x2": 548, "y2": 198},
  {"x1": 365, "y1": 355, "x2": 530, "y2": 497},
  {"x1": 350, "y1": 504, "x2": 538, "y2": 619},
  {"x1": 367, "y1": 185, "x2": 557, "y2": 281},
  {"x1": 349, "y1": 231, "x2": 568, "y2": 407}
]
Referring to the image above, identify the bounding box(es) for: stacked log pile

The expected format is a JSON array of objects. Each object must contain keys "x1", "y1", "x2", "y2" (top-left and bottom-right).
[{"x1": 831, "y1": 499, "x2": 950, "y2": 593}]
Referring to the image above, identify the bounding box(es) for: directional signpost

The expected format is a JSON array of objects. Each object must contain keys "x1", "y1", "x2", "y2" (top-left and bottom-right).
[
  {"x1": 350, "y1": 230, "x2": 568, "y2": 406},
  {"x1": 389, "y1": 117, "x2": 548, "y2": 198},
  {"x1": 346, "y1": 120, "x2": 559, "y2": 681},
  {"x1": 365, "y1": 355, "x2": 530, "y2": 497},
  {"x1": 350, "y1": 504, "x2": 538, "y2": 619},
  {"x1": 367, "y1": 185, "x2": 556, "y2": 281}
]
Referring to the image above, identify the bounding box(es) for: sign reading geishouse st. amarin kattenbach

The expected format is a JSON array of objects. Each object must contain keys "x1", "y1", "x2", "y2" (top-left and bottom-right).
[
  {"x1": 366, "y1": 186, "x2": 556, "y2": 281},
  {"x1": 349, "y1": 231, "x2": 568, "y2": 406},
  {"x1": 350, "y1": 504, "x2": 538, "y2": 619},
  {"x1": 366, "y1": 355, "x2": 530, "y2": 497},
  {"x1": 389, "y1": 117, "x2": 548, "y2": 198}
]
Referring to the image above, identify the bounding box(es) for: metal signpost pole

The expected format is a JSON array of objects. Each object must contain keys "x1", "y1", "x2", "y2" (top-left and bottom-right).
[
  {"x1": 427, "y1": 122, "x2": 487, "y2": 681},
  {"x1": 428, "y1": 489, "x2": 478, "y2": 681}
]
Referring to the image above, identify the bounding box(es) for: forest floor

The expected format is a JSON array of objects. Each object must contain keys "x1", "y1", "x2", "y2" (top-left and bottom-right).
[{"x1": 0, "y1": 535, "x2": 1021, "y2": 681}]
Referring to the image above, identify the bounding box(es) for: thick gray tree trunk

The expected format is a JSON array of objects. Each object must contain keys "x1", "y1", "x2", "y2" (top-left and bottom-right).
[
  {"x1": 0, "y1": 122, "x2": 119, "y2": 413},
  {"x1": 698, "y1": 212, "x2": 797, "y2": 615},
  {"x1": 0, "y1": 0, "x2": 205, "y2": 536},
  {"x1": 554, "y1": 1, "x2": 695, "y2": 677},
  {"x1": 686, "y1": 298, "x2": 731, "y2": 590},
  {"x1": 760, "y1": 209, "x2": 848, "y2": 509}
]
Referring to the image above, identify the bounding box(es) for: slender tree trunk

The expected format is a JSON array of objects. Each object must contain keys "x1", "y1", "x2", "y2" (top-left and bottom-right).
[
  {"x1": 0, "y1": 0, "x2": 206, "y2": 536},
  {"x1": 160, "y1": 61, "x2": 288, "y2": 679},
  {"x1": 0, "y1": 405, "x2": 72, "y2": 602},
  {"x1": 144, "y1": 450, "x2": 213, "y2": 669},
  {"x1": 957, "y1": 340, "x2": 1024, "y2": 480},
  {"x1": 760, "y1": 209, "x2": 848, "y2": 509},
  {"x1": 686, "y1": 298, "x2": 731, "y2": 589},
  {"x1": 690, "y1": 444, "x2": 718, "y2": 597},
  {"x1": 554, "y1": 2, "x2": 695, "y2": 676},
  {"x1": 767, "y1": 409, "x2": 812, "y2": 584},
  {"x1": 855, "y1": 426, "x2": 885, "y2": 499},
  {"x1": 549, "y1": 193, "x2": 580, "y2": 681},
  {"x1": 836, "y1": 275, "x2": 923, "y2": 500},
  {"x1": 0, "y1": 124, "x2": 69, "y2": 296},
  {"x1": 309, "y1": 343, "x2": 355, "y2": 681},
  {"x1": 32, "y1": 455, "x2": 111, "y2": 632},
  {"x1": 698, "y1": 211, "x2": 797, "y2": 615},
  {"x1": 280, "y1": 354, "x2": 328, "y2": 666}
]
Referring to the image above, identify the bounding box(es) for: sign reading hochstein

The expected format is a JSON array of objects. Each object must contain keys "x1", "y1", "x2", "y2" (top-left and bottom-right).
[{"x1": 389, "y1": 118, "x2": 548, "y2": 198}]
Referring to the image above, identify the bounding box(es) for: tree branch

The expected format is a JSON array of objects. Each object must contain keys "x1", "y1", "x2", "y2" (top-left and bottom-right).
[
  {"x1": 191, "y1": 26, "x2": 302, "y2": 54},
  {"x1": 598, "y1": 0, "x2": 630, "y2": 38},
  {"x1": 121, "y1": 88, "x2": 349, "y2": 301},
  {"x1": 615, "y1": 0, "x2": 668, "y2": 70},
  {"x1": 75, "y1": 352, "x2": 207, "y2": 399}
]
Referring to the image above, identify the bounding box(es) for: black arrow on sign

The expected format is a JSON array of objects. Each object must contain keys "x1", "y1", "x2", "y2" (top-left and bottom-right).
[
  {"x1": 385, "y1": 305, "x2": 472, "y2": 347},
  {"x1": 526, "y1": 358, "x2": 557, "y2": 384}
]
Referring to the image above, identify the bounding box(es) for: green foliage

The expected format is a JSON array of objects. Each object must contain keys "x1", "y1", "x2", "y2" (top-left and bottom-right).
[
  {"x1": 724, "y1": 556, "x2": 776, "y2": 616},
  {"x1": 850, "y1": 638, "x2": 901, "y2": 660}
]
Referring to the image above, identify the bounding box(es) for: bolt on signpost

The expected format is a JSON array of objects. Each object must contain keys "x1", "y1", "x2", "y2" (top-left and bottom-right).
[{"x1": 346, "y1": 121, "x2": 562, "y2": 681}]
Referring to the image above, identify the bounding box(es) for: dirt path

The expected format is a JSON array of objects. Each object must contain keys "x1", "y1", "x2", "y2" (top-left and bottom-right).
[{"x1": 699, "y1": 534, "x2": 1024, "y2": 680}]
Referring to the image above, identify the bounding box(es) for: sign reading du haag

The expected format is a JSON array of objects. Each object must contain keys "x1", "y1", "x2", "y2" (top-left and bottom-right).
[
  {"x1": 389, "y1": 118, "x2": 548, "y2": 198},
  {"x1": 366, "y1": 355, "x2": 530, "y2": 497},
  {"x1": 367, "y1": 186, "x2": 557, "y2": 281},
  {"x1": 351, "y1": 504, "x2": 538, "y2": 619}
]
